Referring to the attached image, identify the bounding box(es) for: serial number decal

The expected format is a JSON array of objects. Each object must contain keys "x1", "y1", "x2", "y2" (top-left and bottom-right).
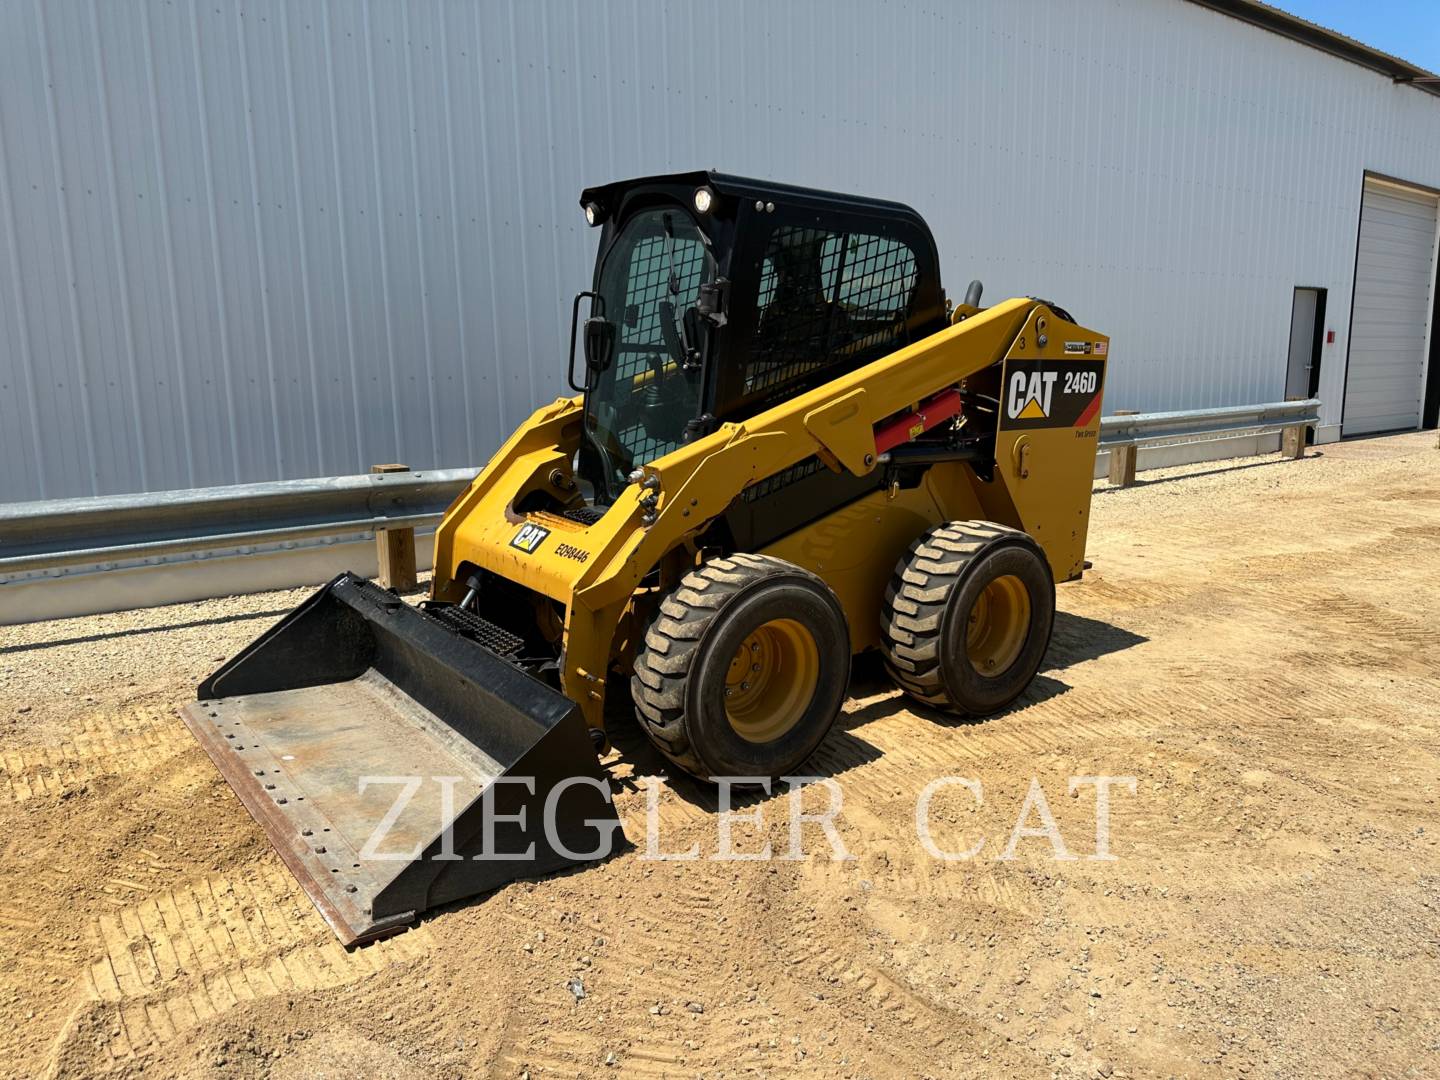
[
  {"x1": 509, "y1": 522, "x2": 551, "y2": 554},
  {"x1": 554, "y1": 542, "x2": 590, "y2": 564},
  {"x1": 1002, "y1": 358, "x2": 1106, "y2": 430}
]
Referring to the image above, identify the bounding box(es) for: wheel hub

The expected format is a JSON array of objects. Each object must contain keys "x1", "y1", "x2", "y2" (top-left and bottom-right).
[
  {"x1": 724, "y1": 618, "x2": 819, "y2": 743},
  {"x1": 965, "y1": 574, "x2": 1031, "y2": 674}
]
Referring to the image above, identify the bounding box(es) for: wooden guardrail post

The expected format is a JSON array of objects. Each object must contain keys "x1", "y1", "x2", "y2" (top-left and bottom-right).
[
  {"x1": 1107, "y1": 410, "x2": 1139, "y2": 487},
  {"x1": 1281, "y1": 423, "x2": 1306, "y2": 460},
  {"x1": 1107, "y1": 444, "x2": 1137, "y2": 487},
  {"x1": 371, "y1": 464, "x2": 418, "y2": 591}
]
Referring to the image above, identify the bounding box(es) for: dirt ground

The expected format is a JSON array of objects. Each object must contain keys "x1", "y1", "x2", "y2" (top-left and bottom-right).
[{"x1": 2, "y1": 431, "x2": 1438, "y2": 1079}]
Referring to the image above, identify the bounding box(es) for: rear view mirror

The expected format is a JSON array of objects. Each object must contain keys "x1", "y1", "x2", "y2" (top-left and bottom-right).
[{"x1": 583, "y1": 317, "x2": 616, "y2": 380}]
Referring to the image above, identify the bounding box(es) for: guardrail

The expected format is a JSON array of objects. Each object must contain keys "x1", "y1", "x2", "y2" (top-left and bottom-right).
[
  {"x1": 1097, "y1": 398, "x2": 1320, "y2": 486},
  {"x1": 0, "y1": 467, "x2": 474, "y2": 577}
]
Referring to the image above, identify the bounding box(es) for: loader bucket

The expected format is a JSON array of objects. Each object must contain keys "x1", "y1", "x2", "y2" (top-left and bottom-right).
[{"x1": 180, "y1": 573, "x2": 620, "y2": 945}]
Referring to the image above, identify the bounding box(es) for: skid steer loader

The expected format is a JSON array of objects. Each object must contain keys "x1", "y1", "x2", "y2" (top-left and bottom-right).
[{"x1": 182, "y1": 172, "x2": 1108, "y2": 943}]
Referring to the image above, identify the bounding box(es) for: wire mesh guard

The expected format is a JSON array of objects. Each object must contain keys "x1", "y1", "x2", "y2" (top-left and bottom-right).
[
  {"x1": 609, "y1": 223, "x2": 707, "y2": 468},
  {"x1": 749, "y1": 227, "x2": 918, "y2": 394}
]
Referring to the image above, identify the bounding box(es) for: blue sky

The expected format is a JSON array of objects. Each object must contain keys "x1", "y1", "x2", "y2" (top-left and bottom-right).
[{"x1": 1276, "y1": 0, "x2": 1440, "y2": 72}]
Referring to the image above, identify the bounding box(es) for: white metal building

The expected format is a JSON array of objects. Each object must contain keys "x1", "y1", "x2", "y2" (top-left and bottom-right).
[{"x1": 1, "y1": 0, "x2": 1438, "y2": 502}]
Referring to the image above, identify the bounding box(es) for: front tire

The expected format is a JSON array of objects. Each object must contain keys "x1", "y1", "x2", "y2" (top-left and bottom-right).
[
  {"x1": 631, "y1": 554, "x2": 850, "y2": 780},
  {"x1": 880, "y1": 521, "x2": 1055, "y2": 715}
]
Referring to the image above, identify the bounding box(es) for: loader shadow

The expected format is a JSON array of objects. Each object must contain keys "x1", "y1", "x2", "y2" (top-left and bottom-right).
[
  {"x1": 603, "y1": 684, "x2": 886, "y2": 815},
  {"x1": 603, "y1": 609, "x2": 1146, "y2": 815},
  {"x1": 837, "y1": 609, "x2": 1147, "y2": 734},
  {"x1": 1043, "y1": 609, "x2": 1148, "y2": 671}
]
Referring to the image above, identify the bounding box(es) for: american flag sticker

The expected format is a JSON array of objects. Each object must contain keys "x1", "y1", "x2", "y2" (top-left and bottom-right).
[{"x1": 1094, "y1": 341, "x2": 1108, "y2": 356}]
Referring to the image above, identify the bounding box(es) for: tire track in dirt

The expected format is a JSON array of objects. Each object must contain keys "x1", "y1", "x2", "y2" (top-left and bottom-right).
[
  {"x1": 0, "y1": 707, "x2": 192, "y2": 802},
  {"x1": 64, "y1": 863, "x2": 433, "y2": 1066},
  {"x1": 487, "y1": 865, "x2": 798, "y2": 1077}
]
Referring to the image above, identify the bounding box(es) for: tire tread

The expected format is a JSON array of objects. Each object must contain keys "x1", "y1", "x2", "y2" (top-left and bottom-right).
[
  {"x1": 631, "y1": 554, "x2": 835, "y2": 777},
  {"x1": 879, "y1": 520, "x2": 1037, "y2": 709}
]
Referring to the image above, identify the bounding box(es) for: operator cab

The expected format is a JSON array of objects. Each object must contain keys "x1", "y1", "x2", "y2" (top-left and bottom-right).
[{"x1": 572, "y1": 171, "x2": 948, "y2": 504}]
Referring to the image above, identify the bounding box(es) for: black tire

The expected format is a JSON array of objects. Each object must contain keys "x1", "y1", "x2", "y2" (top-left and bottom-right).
[
  {"x1": 631, "y1": 553, "x2": 851, "y2": 780},
  {"x1": 880, "y1": 521, "x2": 1055, "y2": 715}
]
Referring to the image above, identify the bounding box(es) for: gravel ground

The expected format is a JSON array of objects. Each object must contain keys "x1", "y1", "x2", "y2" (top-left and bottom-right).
[{"x1": 1, "y1": 430, "x2": 1438, "y2": 1078}]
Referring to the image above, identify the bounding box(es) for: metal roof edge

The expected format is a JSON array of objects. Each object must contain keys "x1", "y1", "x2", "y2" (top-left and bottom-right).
[{"x1": 1184, "y1": 0, "x2": 1440, "y2": 99}]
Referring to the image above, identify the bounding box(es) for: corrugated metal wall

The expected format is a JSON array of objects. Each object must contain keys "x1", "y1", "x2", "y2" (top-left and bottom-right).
[{"x1": 3, "y1": 0, "x2": 1439, "y2": 501}]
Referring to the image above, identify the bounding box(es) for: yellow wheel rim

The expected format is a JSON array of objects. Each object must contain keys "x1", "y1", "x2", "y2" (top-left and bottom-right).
[
  {"x1": 724, "y1": 618, "x2": 820, "y2": 743},
  {"x1": 965, "y1": 574, "x2": 1031, "y2": 674}
]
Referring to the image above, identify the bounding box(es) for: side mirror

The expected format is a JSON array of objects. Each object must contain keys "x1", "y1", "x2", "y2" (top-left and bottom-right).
[{"x1": 583, "y1": 317, "x2": 616, "y2": 380}]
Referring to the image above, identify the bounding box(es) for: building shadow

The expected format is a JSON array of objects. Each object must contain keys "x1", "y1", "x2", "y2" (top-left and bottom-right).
[
  {"x1": 0, "y1": 606, "x2": 297, "y2": 655},
  {"x1": 0, "y1": 582, "x2": 429, "y2": 656},
  {"x1": 1093, "y1": 450, "x2": 1321, "y2": 493}
]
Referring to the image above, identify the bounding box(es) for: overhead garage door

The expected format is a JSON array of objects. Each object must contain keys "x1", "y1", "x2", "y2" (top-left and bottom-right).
[{"x1": 1344, "y1": 179, "x2": 1439, "y2": 436}]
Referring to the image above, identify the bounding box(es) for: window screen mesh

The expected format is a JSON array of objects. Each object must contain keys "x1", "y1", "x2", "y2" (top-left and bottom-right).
[
  {"x1": 594, "y1": 212, "x2": 707, "y2": 470},
  {"x1": 748, "y1": 227, "x2": 918, "y2": 395},
  {"x1": 615, "y1": 232, "x2": 705, "y2": 465}
]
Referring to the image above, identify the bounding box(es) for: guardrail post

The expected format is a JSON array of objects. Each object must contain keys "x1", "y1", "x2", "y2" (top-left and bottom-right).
[
  {"x1": 1281, "y1": 423, "x2": 1306, "y2": 460},
  {"x1": 371, "y1": 464, "x2": 418, "y2": 591},
  {"x1": 1107, "y1": 411, "x2": 1139, "y2": 487},
  {"x1": 1108, "y1": 444, "x2": 1137, "y2": 487}
]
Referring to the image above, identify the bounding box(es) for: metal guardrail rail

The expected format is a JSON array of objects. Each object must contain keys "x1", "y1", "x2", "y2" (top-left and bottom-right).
[
  {"x1": 0, "y1": 468, "x2": 474, "y2": 576},
  {"x1": 0, "y1": 400, "x2": 1322, "y2": 580},
  {"x1": 1099, "y1": 398, "x2": 1321, "y2": 445}
]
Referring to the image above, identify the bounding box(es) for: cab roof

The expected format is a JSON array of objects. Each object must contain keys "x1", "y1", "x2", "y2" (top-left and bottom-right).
[{"x1": 579, "y1": 170, "x2": 934, "y2": 233}]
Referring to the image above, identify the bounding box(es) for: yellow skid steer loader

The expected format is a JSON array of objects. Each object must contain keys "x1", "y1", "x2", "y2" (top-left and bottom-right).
[{"x1": 182, "y1": 172, "x2": 1108, "y2": 943}]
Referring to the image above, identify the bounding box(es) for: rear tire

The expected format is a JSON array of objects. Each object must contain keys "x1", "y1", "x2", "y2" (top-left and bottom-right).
[
  {"x1": 631, "y1": 554, "x2": 850, "y2": 781},
  {"x1": 880, "y1": 521, "x2": 1055, "y2": 715}
]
